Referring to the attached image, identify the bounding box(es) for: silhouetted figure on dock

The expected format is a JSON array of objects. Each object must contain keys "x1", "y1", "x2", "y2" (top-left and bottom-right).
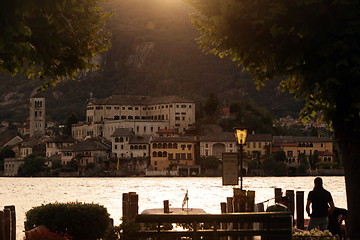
[{"x1": 306, "y1": 177, "x2": 335, "y2": 231}]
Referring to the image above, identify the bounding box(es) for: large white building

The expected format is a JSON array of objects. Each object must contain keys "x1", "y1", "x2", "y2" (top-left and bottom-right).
[{"x1": 72, "y1": 95, "x2": 196, "y2": 140}]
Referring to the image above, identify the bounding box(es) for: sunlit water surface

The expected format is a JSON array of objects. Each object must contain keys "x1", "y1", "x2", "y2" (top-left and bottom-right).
[{"x1": 0, "y1": 176, "x2": 346, "y2": 239}]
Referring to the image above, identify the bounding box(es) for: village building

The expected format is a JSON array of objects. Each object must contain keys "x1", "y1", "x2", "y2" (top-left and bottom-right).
[
  {"x1": 45, "y1": 135, "x2": 77, "y2": 158},
  {"x1": 245, "y1": 133, "x2": 272, "y2": 160},
  {"x1": 110, "y1": 128, "x2": 151, "y2": 159},
  {"x1": 3, "y1": 158, "x2": 24, "y2": 176},
  {"x1": 199, "y1": 133, "x2": 237, "y2": 160},
  {"x1": 60, "y1": 137, "x2": 111, "y2": 168},
  {"x1": 16, "y1": 136, "x2": 47, "y2": 159},
  {"x1": 150, "y1": 137, "x2": 200, "y2": 171},
  {"x1": 272, "y1": 136, "x2": 335, "y2": 167},
  {"x1": 72, "y1": 95, "x2": 196, "y2": 140}
]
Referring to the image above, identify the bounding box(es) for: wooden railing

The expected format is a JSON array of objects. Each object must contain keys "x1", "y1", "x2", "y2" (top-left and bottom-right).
[
  {"x1": 0, "y1": 206, "x2": 16, "y2": 240},
  {"x1": 122, "y1": 212, "x2": 293, "y2": 240}
]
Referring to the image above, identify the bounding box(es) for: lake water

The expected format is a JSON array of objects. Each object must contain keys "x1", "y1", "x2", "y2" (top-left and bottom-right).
[{"x1": 0, "y1": 176, "x2": 346, "y2": 239}]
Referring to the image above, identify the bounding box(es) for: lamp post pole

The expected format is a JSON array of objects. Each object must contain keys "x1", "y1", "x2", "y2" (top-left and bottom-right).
[
  {"x1": 234, "y1": 128, "x2": 247, "y2": 190},
  {"x1": 239, "y1": 143, "x2": 244, "y2": 190}
]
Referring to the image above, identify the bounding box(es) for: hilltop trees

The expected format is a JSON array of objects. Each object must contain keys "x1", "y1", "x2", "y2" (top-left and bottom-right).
[
  {"x1": 0, "y1": 0, "x2": 110, "y2": 88},
  {"x1": 188, "y1": 0, "x2": 360, "y2": 237}
]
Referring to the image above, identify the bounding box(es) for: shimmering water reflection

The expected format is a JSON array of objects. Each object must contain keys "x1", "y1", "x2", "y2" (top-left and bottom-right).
[{"x1": 0, "y1": 176, "x2": 346, "y2": 239}]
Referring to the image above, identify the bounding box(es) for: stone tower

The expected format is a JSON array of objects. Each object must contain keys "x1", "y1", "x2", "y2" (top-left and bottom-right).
[{"x1": 29, "y1": 97, "x2": 46, "y2": 137}]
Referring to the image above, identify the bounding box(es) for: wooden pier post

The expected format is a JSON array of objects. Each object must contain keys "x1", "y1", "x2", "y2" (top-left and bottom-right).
[
  {"x1": 122, "y1": 192, "x2": 130, "y2": 219},
  {"x1": 220, "y1": 202, "x2": 228, "y2": 230},
  {"x1": 4, "y1": 209, "x2": 10, "y2": 240},
  {"x1": 296, "y1": 191, "x2": 305, "y2": 230},
  {"x1": 4, "y1": 206, "x2": 15, "y2": 240},
  {"x1": 163, "y1": 200, "x2": 170, "y2": 213},
  {"x1": 227, "y1": 197, "x2": 233, "y2": 213},
  {"x1": 129, "y1": 192, "x2": 139, "y2": 220},
  {"x1": 275, "y1": 188, "x2": 282, "y2": 203},
  {"x1": 285, "y1": 190, "x2": 295, "y2": 217},
  {"x1": 0, "y1": 211, "x2": 5, "y2": 240}
]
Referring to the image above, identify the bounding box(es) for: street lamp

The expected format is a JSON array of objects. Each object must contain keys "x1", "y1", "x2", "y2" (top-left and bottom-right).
[{"x1": 234, "y1": 128, "x2": 247, "y2": 190}]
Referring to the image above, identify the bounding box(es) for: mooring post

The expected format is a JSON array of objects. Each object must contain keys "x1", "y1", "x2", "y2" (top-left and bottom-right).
[
  {"x1": 220, "y1": 202, "x2": 227, "y2": 230},
  {"x1": 285, "y1": 190, "x2": 295, "y2": 217},
  {"x1": 122, "y1": 192, "x2": 130, "y2": 220},
  {"x1": 0, "y1": 211, "x2": 5, "y2": 240},
  {"x1": 296, "y1": 191, "x2": 305, "y2": 230},
  {"x1": 163, "y1": 200, "x2": 170, "y2": 213},
  {"x1": 4, "y1": 206, "x2": 15, "y2": 240},
  {"x1": 129, "y1": 192, "x2": 138, "y2": 220},
  {"x1": 275, "y1": 188, "x2": 282, "y2": 203},
  {"x1": 4, "y1": 209, "x2": 10, "y2": 240}
]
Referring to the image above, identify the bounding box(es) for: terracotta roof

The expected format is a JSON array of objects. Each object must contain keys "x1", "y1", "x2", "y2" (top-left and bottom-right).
[
  {"x1": 151, "y1": 136, "x2": 198, "y2": 143},
  {"x1": 110, "y1": 128, "x2": 134, "y2": 137},
  {"x1": 0, "y1": 130, "x2": 22, "y2": 147},
  {"x1": 45, "y1": 135, "x2": 76, "y2": 143},
  {"x1": 129, "y1": 135, "x2": 151, "y2": 144},
  {"x1": 247, "y1": 134, "x2": 272, "y2": 142},
  {"x1": 21, "y1": 136, "x2": 49, "y2": 147},
  {"x1": 61, "y1": 137, "x2": 111, "y2": 152},
  {"x1": 156, "y1": 128, "x2": 178, "y2": 134},
  {"x1": 89, "y1": 95, "x2": 193, "y2": 105},
  {"x1": 318, "y1": 150, "x2": 335, "y2": 156},
  {"x1": 273, "y1": 136, "x2": 333, "y2": 143},
  {"x1": 199, "y1": 133, "x2": 235, "y2": 142},
  {"x1": 48, "y1": 153, "x2": 61, "y2": 161}
]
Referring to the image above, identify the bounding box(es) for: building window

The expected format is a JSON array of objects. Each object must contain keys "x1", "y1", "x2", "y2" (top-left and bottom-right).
[
  {"x1": 128, "y1": 116, "x2": 133, "y2": 119},
  {"x1": 187, "y1": 144, "x2": 192, "y2": 150},
  {"x1": 153, "y1": 143, "x2": 157, "y2": 148},
  {"x1": 181, "y1": 153, "x2": 186, "y2": 159},
  {"x1": 176, "y1": 153, "x2": 180, "y2": 159},
  {"x1": 187, "y1": 153, "x2": 192, "y2": 160},
  {"x1": 128, "y1": 107, "x2": 133, "y2": 110},
  {"x1": 153, "y1": 152, "x2": 157, "y2": 157},
  {"x1": 287, "y1": 151, "x2": 293, "y2": 157}
]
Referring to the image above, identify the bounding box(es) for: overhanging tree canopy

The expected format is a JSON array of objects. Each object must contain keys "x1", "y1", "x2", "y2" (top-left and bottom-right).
[
  {"x1": 0, "y1": 0, "x2": 110, "y2": 88},
  {"x1": 187, "y1": 0, "x2": 360, "y2": 238}
]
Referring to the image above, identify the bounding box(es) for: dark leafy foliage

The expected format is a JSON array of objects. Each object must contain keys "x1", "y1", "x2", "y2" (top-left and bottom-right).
[{"x1": 25, "y1": 202, "x2": 112, "y2": 240}]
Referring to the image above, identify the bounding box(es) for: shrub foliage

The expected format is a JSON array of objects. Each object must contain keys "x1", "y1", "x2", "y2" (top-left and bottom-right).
[{"x1": 25, "y1": 202, "x2": 112, "y2": 240}]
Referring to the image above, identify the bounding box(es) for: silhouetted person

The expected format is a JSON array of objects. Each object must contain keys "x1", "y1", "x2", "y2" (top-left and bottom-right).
[
  {"x1": 328, "y1": 207, "x2": 347, "y2": 239},
  {"x1": 306, "y1": 177, "x2": 335, "y2": 230}
]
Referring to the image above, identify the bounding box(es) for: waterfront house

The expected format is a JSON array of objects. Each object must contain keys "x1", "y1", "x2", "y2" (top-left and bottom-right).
[
  {"x1": 245, "y1": 133, "x2": 272, "y2": 160},
  {"x1": 199, "y1": 133, "x2": 237, "y2": 160},
  {"x1": 60, "y1": 137, "x2": 111, "y2": 168},
  {"x1": 45, "y1": 135, "x2": 76, "y2": 158},
  {"x1": 150, "y1": 136, "x2": 200, "y2": 171},
  {"x1": 110, "y1": 128, "x2": 151, "y2": 159},
  {"x1": 272, "y1": 136, "x2": 335, "y2": 167}
]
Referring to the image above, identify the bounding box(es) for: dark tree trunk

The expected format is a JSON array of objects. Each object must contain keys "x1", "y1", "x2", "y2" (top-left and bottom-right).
[{"x1": 334, "y1": 111, "x2": 360, "y2": 240}]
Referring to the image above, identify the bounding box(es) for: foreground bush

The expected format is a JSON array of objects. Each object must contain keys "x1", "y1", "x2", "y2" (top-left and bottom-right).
[
  {"x1": 293, "y1": 229, "x2": 339, "y2": 240},
  {"x1": 25, "y1": 202, "x2": 112, "y2": 240}
]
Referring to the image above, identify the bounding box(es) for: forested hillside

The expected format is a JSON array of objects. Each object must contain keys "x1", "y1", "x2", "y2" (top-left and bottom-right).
[{"x1": 0, "y1": 0, "x2": 303, "y2": 123}]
